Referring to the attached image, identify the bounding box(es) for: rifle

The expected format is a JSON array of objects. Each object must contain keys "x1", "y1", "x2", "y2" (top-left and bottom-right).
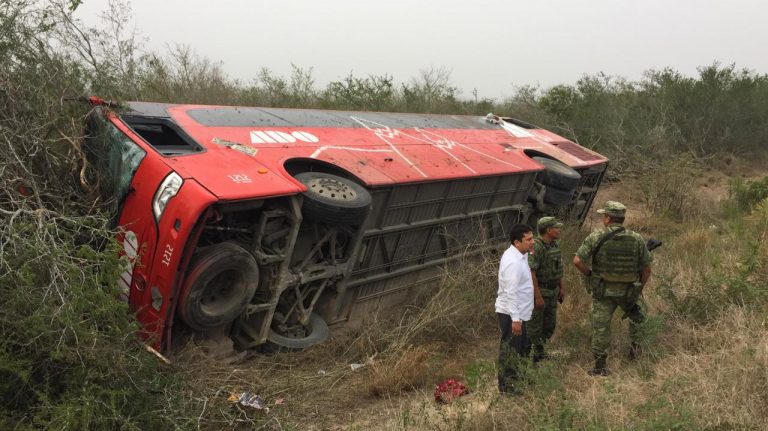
[{"x1": 646, "y1": 238, "x2": 662, "y2": 252}]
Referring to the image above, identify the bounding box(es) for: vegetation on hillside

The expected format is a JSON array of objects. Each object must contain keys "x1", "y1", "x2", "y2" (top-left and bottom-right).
[{"x1": 2, "y1": 0, "x2": 768, "y2": 429}]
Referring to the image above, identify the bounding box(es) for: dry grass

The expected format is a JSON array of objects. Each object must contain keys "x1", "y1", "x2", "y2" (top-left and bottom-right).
[
  {"x1": 360, "y1": 173, "x2": 767, "y2": 430},
  {"x1": 334, "y1": 195, "x2": 768, "y2": 430},
  {"x1": 368, "y1": 345, "x2": 433, "y2": 397},
  {"x1": 167, "y1": 166, "x2": 768, "y2": 430}
]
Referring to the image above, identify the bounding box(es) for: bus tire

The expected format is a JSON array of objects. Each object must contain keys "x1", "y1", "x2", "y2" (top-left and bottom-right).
[
  {"x1": 267, "y1": 312, "x2": 329, "y2": 350},
  {"x1": 178, "y1": 242, "x2": 259, "y2": 331},
  {"x1": 533, "y1": 157, "x2": 581, "y2": 191},
  {"x1": 295, "y1": 172, "x2": 371, "y2": 224}
]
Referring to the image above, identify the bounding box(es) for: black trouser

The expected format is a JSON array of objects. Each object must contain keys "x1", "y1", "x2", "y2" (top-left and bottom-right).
[{"x1": 497, "y1": 313, "x2": 529, "y2": 391}]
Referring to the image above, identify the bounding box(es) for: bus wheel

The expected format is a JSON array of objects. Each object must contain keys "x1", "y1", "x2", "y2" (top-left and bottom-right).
[
  {"x1": 295, "y1": 172, "x2": 371, "y2": 224},
  {"x1": 533, "y1": 156, "x2": 581, "y2": 191},
  {"x1": 267, "y1": 312, "x2": 329, "y2": 350},
  {"x1": 178, "y1": 242, "x2": 259, "y2": 331}
]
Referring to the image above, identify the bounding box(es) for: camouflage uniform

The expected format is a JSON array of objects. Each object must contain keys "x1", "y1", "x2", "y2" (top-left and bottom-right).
[
  {"x1": 575, "y1": 202, "x2": 652, "y2": 363},
  {"x1": 528, "y1": 217, "x2": 564, "y2": 357}
]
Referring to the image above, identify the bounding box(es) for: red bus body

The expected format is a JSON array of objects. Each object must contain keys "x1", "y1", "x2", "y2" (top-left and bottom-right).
[{"x1": 85, "y1": 100, "x2": 608, "y2": 352}]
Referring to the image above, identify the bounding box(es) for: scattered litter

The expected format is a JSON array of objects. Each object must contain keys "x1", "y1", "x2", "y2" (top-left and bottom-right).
[
  {"x1": 433, "y1": 379, "x2": 469, "y2": 403},
  {"x1": 228, "y1": 392, "x2": 269, "y2": 411},
  {"x1": 143, "y1": 344, "x2": 171, "y2": 364},
  {"x1": 318, "y1": 369, "x2": 327, "y2": 375},
  {"x1": 349, "y1": 353, "x2": 378, "y2": 371},
  {"x1": 274, "y1": 397, "x2": 285, "y2": 406}
]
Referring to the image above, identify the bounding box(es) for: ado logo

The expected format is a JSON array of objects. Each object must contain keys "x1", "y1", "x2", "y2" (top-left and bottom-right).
[{"x1": 250, "y1": 130, "x2": 319, "y2": 144}]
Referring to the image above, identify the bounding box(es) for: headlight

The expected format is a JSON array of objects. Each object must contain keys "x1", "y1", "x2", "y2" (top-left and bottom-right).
[{"x1": 152, "y1": 172, "x2": 183, "y2": 222}]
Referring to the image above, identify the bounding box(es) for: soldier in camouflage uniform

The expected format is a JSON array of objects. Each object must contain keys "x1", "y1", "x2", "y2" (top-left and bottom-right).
[
  {"x1": 573, "y1": 201, "x2": 652, "y2": 376},
  {"x1": 528, "y1": 216, "x2": 565, "y2": 362}
]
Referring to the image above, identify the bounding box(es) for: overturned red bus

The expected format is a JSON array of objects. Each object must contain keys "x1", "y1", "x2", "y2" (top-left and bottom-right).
[{"x1": 83, "y1": 98, "x2": 608, "y2": 353}]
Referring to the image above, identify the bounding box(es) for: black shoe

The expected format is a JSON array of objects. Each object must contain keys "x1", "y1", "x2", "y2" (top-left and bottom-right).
[
  {"x1": 628, "y1": 342, "x2": 641, "y2": 361},
  {"x1": 588, "y1": 355, "x2": 610, "y2": 376},
  {"x1": 532, "y1": 345, "x2": 550, "y2": 363},
  {"x1": 587, "y1": 367, "x2": 611, "y2": 376},
  {"x1": 499, "y1": 386, "x2": 522, "y2": 396}
]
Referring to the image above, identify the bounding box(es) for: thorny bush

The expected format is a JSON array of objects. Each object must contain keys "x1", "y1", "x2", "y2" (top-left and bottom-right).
[{"x1": 0, "y1": 1, "x2": 191, "y2": 429}]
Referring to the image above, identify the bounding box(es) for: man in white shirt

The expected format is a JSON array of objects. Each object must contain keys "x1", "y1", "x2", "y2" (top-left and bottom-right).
[{"x1": 495, "y1": 223, "x2": 535, "y2": 395}]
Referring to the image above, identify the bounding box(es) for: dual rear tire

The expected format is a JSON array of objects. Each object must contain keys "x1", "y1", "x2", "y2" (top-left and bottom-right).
[{"x1": 532, "y1": 157, "x2": 581, "y2": 206}]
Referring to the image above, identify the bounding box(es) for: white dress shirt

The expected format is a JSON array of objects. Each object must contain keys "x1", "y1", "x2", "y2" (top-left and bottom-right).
[{"x1": 495, "y1": 244, "x2": 534, "y2": 321}]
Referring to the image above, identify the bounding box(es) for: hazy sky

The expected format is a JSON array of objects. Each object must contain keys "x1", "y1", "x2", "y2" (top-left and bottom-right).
[{"x1": 74, "y1": 0, "x2": 767, "y2": 100}]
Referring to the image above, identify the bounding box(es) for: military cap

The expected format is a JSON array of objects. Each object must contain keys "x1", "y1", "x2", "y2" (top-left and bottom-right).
[
  {"x1": 537, "y1": 216, "x2": 563, "y2": 230},
  {"x1": 596, "y1": 201, "x2": 627, "y2": 217}
]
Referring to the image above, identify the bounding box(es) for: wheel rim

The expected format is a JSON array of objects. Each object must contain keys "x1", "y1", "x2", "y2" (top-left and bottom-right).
[
  {"x1": 200, "y1": 269, "x2": 245, "y2": 317},
  {"x1": 270, "y1": 312, "x2": 311, "y2": 339},
  {"x1": 306, "y1": 177, "x2": 358, "y2": 202}
]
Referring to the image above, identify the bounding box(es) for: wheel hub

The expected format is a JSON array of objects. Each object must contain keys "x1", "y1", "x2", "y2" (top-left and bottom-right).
[
  {"x1": 307, "y1": 177, "x2": 358, "y2": 201},
  {"x1": 271, "y1": 312, "x2": 309, "y2": 338},
  {"x1": 200, "y1": 270, "x2": 242, "y2": 316}
]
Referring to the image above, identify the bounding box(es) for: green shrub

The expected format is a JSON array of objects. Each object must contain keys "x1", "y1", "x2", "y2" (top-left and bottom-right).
[
  {"x1": 0, "y1": 217, "x2": 189, "y2": 429},
  {"x1": 463, "y1": 360, "x2": 495, "y2": 390},
  {"x1": 525, "y1": 396, "x2": 590, "y2": 430},
  {"x1": 632, "y1": 395, "x2": 699, "y2": 430},
  {"x1": 0, "y1": 3, "x2": 202, "y2": 428},
  {"x1": 638, "y1": 155, "x2": 705, "y2": 221},
  {"x1": 656, "y1": 240, "x2": 767, "y2": 323},
  {"x1": 728, "y1": 176, "x2": 768, "y2": 212}
]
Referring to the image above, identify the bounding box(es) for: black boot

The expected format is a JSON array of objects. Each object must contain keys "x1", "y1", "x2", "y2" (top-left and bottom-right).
[
  {"x1": 588, "y1": 354, "x2": 611, "y2": 376},
  {"x1": 532, "y1": 344, "x2": 550, "y2": 363},
  {"x1": 498, "y1": 376, "x2": 522, "y2": 396},
  {"x1": 628, "y1": 342, "x2": 641, "y2": 361}
]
